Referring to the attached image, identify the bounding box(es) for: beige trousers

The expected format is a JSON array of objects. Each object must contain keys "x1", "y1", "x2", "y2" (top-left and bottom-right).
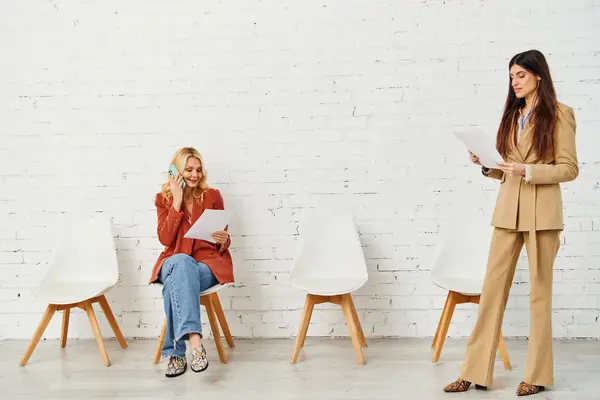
[{"x1": 460, "y1": 227, "x2": 561, "y2": 388}]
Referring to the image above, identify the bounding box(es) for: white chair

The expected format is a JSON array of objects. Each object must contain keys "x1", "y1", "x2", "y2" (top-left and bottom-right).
[
  {"x1": 20, "y1": 214, "x2": 127, "y2": 367},
  {"x1": 289, "y1": 208, "x2": 369, "y2": 365},
  {"x1": 429, "y1": 198, "x2": 511, "y2": 369},
  {"x1": 152, "y1": 282, "x2": 234, "y2": 364}
]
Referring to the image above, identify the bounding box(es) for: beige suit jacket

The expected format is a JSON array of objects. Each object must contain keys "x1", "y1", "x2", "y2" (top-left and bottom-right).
[{"x1": 485, "y1": 102, "x2": 578, "y2": 231}]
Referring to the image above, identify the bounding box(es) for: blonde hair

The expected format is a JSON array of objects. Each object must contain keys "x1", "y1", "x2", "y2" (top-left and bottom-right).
[{"x1": 161, "y1": 147, "x2": 210, "y2": 203}]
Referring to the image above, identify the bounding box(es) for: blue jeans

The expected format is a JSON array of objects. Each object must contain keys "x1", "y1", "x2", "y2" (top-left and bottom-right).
[{"x1": 158, "y1": 254, "x2": 218, "y2": 357}]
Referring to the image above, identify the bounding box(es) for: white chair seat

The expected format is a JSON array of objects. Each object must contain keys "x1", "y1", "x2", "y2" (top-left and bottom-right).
[
  {"x1": 152, "y1": 282, "x2": 226, "y2": 296},
  {"x1": 32, "y1": 282, "x2": 114, "y2": 305},
  {"x1": 292, "y1": 277, "x2": 367, "y2": 296},
  {"x1": 289, "y1": 209, "x2": 369, "y2": 297},
  {"x1": 431, "y1": 275, "x2": 482, "y2": 297},
  {"x1": 201, "y1": 283, "x2": 225, "y2": 295}
]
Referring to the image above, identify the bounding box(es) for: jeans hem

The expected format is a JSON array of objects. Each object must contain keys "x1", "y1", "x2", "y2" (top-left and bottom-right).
[
  {"x1": 162, "y1": 350, "x2": 186, "y2": 358},
  {"x1": 175, "y1": 328, "x2": 203, "y2": 342}
]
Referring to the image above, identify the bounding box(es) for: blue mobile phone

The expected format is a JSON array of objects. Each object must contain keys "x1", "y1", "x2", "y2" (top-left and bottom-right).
[{"x1": 168, "y1": 164, "x2": 186, "y2": 189}]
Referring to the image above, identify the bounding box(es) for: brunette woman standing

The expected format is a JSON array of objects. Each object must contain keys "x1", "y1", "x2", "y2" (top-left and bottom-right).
[{"x1": 444, "y1": 50, "x2": 578, "y2": 396}]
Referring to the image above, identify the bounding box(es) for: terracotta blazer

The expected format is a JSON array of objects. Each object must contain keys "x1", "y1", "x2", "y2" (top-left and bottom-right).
[
  {"x1": 148, "y1": 188, "x2": 233, "y2": 284},
  {"x1": 484, "y1": 102, "x2": 578, "y2": 232}
]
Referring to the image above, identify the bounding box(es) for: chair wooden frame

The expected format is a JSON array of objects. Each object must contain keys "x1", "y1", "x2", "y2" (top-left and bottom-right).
[
  {"x1": 153, "y1": 292, "x2": 234, "y2": 364},
  {"x1": 290, "y1": 293, "x2": 367, "y2": 365},
  {"x1": 431, "y1": 290, "x2": 511, "y2": 370},
  {"x1": 20, "y1": 294, "x2": 127, "y2": 367}
]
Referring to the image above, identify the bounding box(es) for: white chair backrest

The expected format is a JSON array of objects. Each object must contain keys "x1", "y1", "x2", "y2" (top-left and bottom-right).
[
  {"x1": 430, "y1": 197, "x2": 494, "y2": 291},
  {"x1": 290, "y1": 208, "x2": 368, "y2": 283},
  {"x1": 41, "y1": 214, "x2": 119, "y2": 286}
]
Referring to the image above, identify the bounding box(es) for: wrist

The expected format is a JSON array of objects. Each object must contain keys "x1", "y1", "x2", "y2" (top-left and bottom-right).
[{"x1": 172, "y1": 197, "x2": 183, "y2": 212}]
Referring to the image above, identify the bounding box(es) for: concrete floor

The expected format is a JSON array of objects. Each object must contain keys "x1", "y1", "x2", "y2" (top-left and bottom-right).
[{"x1": 1, "y1": 337, "x2": 599, "y2": 399}]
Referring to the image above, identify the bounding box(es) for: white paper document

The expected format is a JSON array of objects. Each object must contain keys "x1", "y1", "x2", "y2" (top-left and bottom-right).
[
  {"x1": 184, "y1": 209, "x2": 233, "y2": 243},
  {"x1": 453, "y1": 128, "x2": 504, "y2": 168}
]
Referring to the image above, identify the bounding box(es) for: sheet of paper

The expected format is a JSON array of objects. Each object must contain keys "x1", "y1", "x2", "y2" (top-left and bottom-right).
[
  {"x1": 184, "y1": 209, "x2": 233, "y2": 243},
  {"x1": 453, "y1": 128, "x2": 504, "y2": 168}
]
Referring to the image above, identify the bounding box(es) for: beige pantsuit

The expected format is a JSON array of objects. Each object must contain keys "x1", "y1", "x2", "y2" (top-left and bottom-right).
[
  {"x1": 459, "y1": 102, "x2": 579, "y2": 388},
  {"x1": 460, "y1": 228, "x2": 560, "y2": 387}
]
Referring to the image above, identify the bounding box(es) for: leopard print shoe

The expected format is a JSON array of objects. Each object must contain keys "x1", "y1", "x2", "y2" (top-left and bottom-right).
[
  {"x1": 516, "y1": 381, "x2": 544, "y2": 396},
  {"x1": 443, "y1": 378, "x2": 487, "y2": 393},
  {"x1": 165, "y1": 355, "x2": 187, "y2": 378},
  {"x1": 190, "y1": 345, "x2": 209, "y2": 373},
  {"x1": 443, "y1": 379, "x2": 471, "y2": 392}
]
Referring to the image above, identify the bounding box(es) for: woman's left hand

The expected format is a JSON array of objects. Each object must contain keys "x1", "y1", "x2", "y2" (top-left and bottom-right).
[
  {"x1": 212, "y1": 230, "x2": 229, "y2": 245},
  {"x1": 497, "y1": 162, "x2": 525, "y2": 176}
]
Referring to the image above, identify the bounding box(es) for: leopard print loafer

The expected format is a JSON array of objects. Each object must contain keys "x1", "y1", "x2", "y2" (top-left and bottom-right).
[
  {"x1": 190, "y1": 345, "x2": 209, "y2": 373},
  {"x1": 165, "y1": 355, "x2": 187, "y2": 378}
]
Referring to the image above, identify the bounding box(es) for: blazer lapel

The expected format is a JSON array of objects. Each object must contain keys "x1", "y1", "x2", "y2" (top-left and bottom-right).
[
  {"x1": 191, "y1": 198, "x2": 205, "y2": 226},
  {"x1": 505, "y1": 125, "x2": 525, "y2": 163},
  {"x1": 518, "y1": 122, "x2": 534, "y2": 162}
]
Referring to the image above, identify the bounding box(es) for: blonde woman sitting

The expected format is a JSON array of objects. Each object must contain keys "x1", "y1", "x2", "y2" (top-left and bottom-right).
[{"x1": 149, "y1": 147, "x2": 233, "y2": 378}]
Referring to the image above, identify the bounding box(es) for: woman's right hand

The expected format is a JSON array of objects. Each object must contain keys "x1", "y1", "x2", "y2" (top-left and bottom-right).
[
  {"x1": 169, "y1": 173, "x2": 185, "y2": 211},
  {"x1": 469, "y1": 151, "x2": 482, "y2": 166}
]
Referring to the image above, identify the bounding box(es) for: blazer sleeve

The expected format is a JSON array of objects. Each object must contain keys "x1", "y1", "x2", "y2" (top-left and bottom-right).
[
  {"x1": 155, "y1": 193, "x2": 184, "y2": 247},
  {"x1": 212, "y1": 189, "x2": 231, "y2": 254},
  {"x1": 528, "y1": 106, "x2": 579, "y2": 185},
  {"x1": 482, "y1": 167, "x2": 504, "y2": 180}
]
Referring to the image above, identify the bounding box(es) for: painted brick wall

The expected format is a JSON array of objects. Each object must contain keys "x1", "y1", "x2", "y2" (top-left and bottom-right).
[{"x1": 1, "y1": 0, "x2": 599, "y2": 340}]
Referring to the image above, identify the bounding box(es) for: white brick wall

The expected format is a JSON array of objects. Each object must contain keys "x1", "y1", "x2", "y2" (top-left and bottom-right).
[{"x1": 1, "y1": 0, "x2": 599, "y2": 340}]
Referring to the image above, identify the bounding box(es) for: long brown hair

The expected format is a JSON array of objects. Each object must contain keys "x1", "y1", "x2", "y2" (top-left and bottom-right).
[
  {"x1": 161, "y1": 147, "x2": 210, "y2": 203},
  {"x1": 496, "y1": 50, "x2": 558, "y2": 162}
]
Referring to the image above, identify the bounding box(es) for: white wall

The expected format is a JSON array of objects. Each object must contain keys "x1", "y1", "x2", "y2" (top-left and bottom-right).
[{"x1": 1, "y1": 0, "x2": 599, "y2": 341}]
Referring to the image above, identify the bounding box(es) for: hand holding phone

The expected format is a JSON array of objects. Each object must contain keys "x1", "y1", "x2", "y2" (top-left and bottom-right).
[
  {"x1": 168, "y1": 164, "x2": 186, "y2": 189},
  {"x1": 168, "y1": 164, "x2": 185, "y2": 210}
]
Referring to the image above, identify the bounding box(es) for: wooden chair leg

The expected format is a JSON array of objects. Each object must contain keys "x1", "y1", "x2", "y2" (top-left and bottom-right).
[
  {"x1": 205, "y1": 294, "x2": 227, "y2": 364},
  {"x1": 60, "y1": 308, "x2": 70, "y2": 348},
  {"x1": 498, "y1": 331, "x2": 512, "y2": 370},
  {"x1": 432, "y1": 292, "x2": 452, "y2": 349},
  {"x1": 212, "y1": 292, "x2": 234, "y2": 348},
  {"x1": 84, "y1": 301, "x2": 110, "y2": 367},
  {"x1": 299, "y1": 295, "x2": 316, "y2": 349},
  {"x1": 98, "y1": 295, "x2": 128, "y2": 349},
  {"x1": 153, "y1": 317, "x2": 167, "y2": 364},
  {"x1": 291, "y1": 294, "x2": 315, "y2": 363},
  {"x1": 432, "y1": 291, "x2": 457, "y2": 363},
  {"x1": 341, "y1": 294, "x2": 365, "y2": 365},
  {"x1": 349, "y1": 300, "x2": 367, "y2": 348},
  {"x1": 20, "y1": 304, "x2": 57, "y2": 366}
]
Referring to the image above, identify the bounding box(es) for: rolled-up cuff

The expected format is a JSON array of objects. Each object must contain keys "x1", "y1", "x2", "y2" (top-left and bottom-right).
[
  {"x1": 162, "y1": 348, "x2": 186, "y2": 358},
  {"x1": 524, "y1": 164, "x2": 533, "y2": 183}
]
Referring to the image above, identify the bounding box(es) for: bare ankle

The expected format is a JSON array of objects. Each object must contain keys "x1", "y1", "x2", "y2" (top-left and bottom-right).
[{"x1": 188, "y1": 333, "x2": 202, "y2": 349}]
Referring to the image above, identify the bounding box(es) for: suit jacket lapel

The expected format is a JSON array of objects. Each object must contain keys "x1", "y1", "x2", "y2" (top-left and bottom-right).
[
  {"x1": 191, "y1": 198, "x2": 204, "y2": 226},
  {"x1": 506, "y1": 125, "x2": 525, "y2": 163},
  {"x1": 518, "y1": 123, "x2": 534, "y2": 162}
]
